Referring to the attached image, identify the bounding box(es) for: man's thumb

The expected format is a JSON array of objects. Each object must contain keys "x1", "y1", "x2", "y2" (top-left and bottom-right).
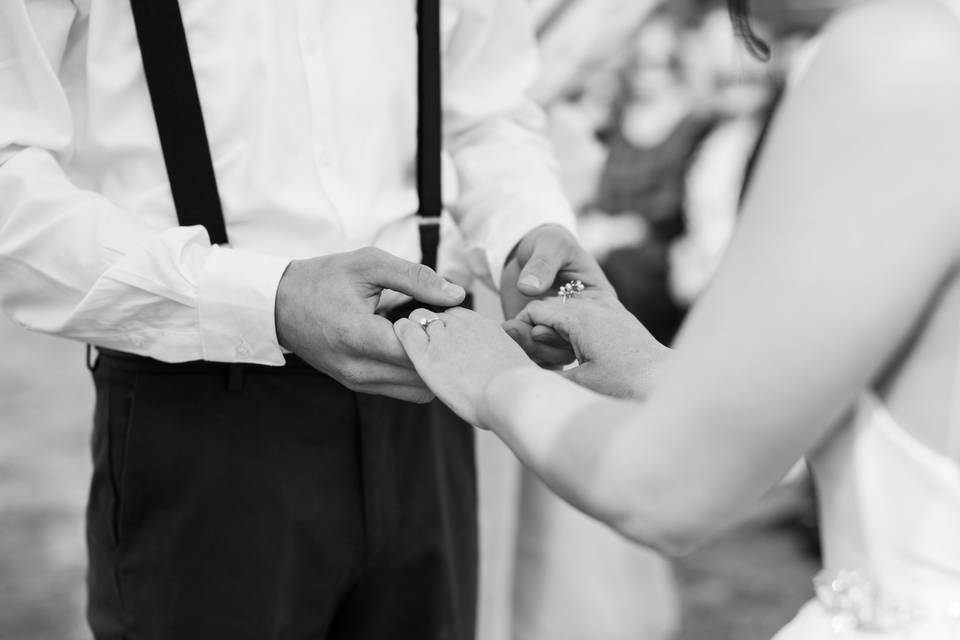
[
  {"x1": 517, "y1": 246, "x2": 561, "y2": 296},
  {"x1": 361, "y1": 249, "x2": 465, "y2": 306}
]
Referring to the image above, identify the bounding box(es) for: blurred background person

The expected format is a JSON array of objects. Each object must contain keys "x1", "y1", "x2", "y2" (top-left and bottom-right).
[{"x1": 590, "y1": 6, "x2": 716, "y2": 344}]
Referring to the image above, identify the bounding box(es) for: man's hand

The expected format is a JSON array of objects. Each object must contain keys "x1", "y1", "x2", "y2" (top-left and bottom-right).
[
  {"x1": 500, "y1": 224, "x2": 614, "y2": 366},
  {"x1": 275, "y1": 247, "x2": 465, "y2": 403}
]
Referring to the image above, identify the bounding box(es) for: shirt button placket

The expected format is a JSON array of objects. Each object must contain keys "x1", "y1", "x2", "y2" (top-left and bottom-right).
[{"x1": 297, "y1": 0, "x2": 338, "y2": 174}]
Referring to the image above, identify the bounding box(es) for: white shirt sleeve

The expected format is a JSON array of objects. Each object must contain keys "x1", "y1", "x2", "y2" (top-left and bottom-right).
[
  {"x1": 0, "y1": 1, "x2": 290, "y2": 365},
  {"x1": 444, "y1": 0, "x2": 578, "y2": 289}
]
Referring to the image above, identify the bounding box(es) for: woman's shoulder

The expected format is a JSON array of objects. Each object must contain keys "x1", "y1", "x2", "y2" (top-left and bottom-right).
[
  {"x1": 764, "y1": 0, "x2": 960, "y2": 251},
  {"x1": 813, "y1": 0, "x2": 960, "y2": 90},
  {"x1": 782, "y1": 0, "x2": 960, "y2": 165},
  {"x1": 832, "y1": 0, "x2": 960, "y2": 29}
]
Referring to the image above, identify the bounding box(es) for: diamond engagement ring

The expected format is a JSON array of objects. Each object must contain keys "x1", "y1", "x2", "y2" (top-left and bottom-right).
[
  {"x1": 558, "y1": 280, "x2": 585, "y2": 304},
  {"x1": 418, "y1": 316, "x2": 443, "y2": 328}
]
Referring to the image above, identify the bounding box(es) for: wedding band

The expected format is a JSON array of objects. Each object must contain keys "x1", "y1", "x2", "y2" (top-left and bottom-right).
[
  {"x1": 419, "y1": 316, "x2": 443, "y2": 328},
  {"x1": 558, "y1": 280, "x2": 585, "y2": 304}
]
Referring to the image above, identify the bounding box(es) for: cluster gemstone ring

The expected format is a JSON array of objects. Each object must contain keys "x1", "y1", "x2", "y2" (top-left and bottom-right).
[{"x1": 558, "y1": 280, "x2": 585, "y2": 304}]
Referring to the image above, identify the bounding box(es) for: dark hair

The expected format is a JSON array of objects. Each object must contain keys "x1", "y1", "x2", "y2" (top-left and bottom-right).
[{"x1": 727, "y1": 0, "x2": 770, "y2": 59}]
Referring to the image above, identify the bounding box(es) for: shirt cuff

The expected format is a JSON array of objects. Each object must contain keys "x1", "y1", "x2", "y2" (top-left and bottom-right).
[{"x1": 197, "y1": 245, "x2": 291, "y2": 364}]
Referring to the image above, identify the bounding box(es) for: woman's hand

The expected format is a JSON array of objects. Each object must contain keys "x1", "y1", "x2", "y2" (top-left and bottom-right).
[
  {"x1": 505, "y1": 292, "x2": 669, "y2": 399},
  {"x1": 394, "y1": 307, "x2": 538, "y2": 427}
]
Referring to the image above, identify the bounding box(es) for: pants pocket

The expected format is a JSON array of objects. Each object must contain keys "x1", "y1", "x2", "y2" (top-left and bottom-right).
[{"x1": 87, "y1": 362, "x2": 139, "y2": 639}]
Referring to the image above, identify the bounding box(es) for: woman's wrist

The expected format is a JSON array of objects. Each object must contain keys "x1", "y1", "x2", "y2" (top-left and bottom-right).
[
  {"x1": 479, "y1": 365, "x2": 548, "y2": 434},
  {"x1": 480, "y1": 364, "x2": 602, "y2": 447},
  {"x1": 625, "y1": 342, "x2": 672, "y2": 400}
]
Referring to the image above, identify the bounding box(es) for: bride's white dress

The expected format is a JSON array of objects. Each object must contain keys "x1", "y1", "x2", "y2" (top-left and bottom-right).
[{"x1": 772, "y1": 394, "x2": 960, "y2": 639}]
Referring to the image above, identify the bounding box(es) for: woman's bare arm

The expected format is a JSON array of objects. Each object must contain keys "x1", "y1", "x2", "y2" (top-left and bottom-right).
[{"x1": 479, "y1": 1, "x2": 960, "y2": 555}]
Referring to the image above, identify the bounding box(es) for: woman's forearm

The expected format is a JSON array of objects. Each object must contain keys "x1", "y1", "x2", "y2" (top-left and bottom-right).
[
  {"x1": 480, "y1": 367, "x2": 713, "y2": 555},
  {"x1": 480, "y1": 368, "x2": 609, "y2": 474}
]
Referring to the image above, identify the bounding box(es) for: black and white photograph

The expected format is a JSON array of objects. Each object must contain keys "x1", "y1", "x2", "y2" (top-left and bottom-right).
[{"x1": 1, "y1": 0, "x2": 958, "y2": 638}]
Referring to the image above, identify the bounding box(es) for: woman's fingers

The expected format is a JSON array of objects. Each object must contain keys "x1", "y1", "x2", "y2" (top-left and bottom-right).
[
  {"x1": 531, "y1": 324, "x2": 567, "y2": 347},
  {"x1": 394, "y1": 317, "x2": 430, "y2": 361},
  {"x1": 515, "y1": 299, "x2": 577, "y2": 342},
  {"x1": 503, "y1": 319, "x2": 539, "y2": 351},
  {"x1": 513, "y1": 294, "x2": 622, "y2": 366},
  {"x1": 503, "y1": 319, "x2": 575, "y2": 367},
  {"x1": 531, "y1": 343, "x2": 576, "y2": 368},
  {"x1": 530, "y1": 324, "x2": 575, "y2": 365},
  {"x1": 395, "y1": 306, "x2": 456, "y2": 361}
]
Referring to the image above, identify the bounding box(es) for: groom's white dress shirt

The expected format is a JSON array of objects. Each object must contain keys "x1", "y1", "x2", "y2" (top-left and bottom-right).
[{"x1": 0, "y1": 0, "x2": 575, "y2": 365}]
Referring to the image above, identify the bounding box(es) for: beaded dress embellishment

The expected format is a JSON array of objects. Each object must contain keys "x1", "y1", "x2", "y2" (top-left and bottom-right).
[{"x1": 814, "y1": 569, "x2": 960, "y2": 633}]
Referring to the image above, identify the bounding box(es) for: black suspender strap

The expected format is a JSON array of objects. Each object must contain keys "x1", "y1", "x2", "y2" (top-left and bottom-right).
[
  {"x1": 129, "y1": 0, "x2": 229, "y2": 245},
  {"x1": 416, "y1": 0, "x2": 443, "y2": 272},
  {"x1": 130, "y1": 1, "x2": 442, "y2": 266}
]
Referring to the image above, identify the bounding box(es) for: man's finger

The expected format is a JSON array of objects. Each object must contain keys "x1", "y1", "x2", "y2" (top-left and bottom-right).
[
  {"x1": 333, "y1": 355, "x2": 426, "y2": 390},
  {"x1": 357, "y1": 248, "x2": 466, "y2": 306},
  {"x1": 359, "y1": 383, "x2": 435, "y2": 404},
  {"x1": 348, "y1": 314, "x2": 415, "y2": 366}
]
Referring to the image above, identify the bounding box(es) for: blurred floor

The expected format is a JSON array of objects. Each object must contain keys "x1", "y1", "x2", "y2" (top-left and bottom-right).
[{"x1": 0, "y1": 309, "x2": 817, "y2": 640}]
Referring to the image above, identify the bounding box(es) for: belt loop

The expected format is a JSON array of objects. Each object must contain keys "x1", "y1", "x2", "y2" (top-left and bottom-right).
[
  {"x1": 227, "y1": 363, "x2": 245, "y2": 393},
  {"x1": 86, "y1": 344, "x2": 100, "y2": 372}
]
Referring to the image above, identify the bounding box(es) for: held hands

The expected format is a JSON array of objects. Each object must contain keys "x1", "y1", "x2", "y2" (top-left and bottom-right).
[
  {"x1": 500, "y1": 224, "x2": 614, "y2": 367},
  {"x1": 382, "y1": 224, "x2": 665, "y2": 423},
  {"x1": 291, "y1": 230, "x2": 659, "y2": 411},
  {"x1": 390, "y1": 291, "x2": 668, "y2": 427},
  {"x1": 275, "y1": 247, "x2": 465, "y2": 403},
  {"x1": 505, "y1": 291, "x2": 670, "y2": 399}
]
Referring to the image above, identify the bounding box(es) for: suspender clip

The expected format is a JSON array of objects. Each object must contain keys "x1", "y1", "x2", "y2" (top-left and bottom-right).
[{"x1": 418, "y1": 215, "x2": 442, "y2": 227}]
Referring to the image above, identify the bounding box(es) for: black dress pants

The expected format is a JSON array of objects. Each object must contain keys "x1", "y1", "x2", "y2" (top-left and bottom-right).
[{"x1": 86, "y1": 351, "x2": 477, "y2": 640}]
